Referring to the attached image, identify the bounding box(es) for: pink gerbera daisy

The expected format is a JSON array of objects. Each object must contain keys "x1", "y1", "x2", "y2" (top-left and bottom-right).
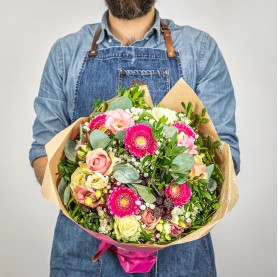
[
  {"x1": 107, "y1": 185, "x2": 141, "y2": 218},
  {"x1": 165, "y1": 182, "x2": 192, "y2": 207},
  {"x1": 172, "y1": 122, "x2": 196, "y2": 138},
  {"x1": 88, "y1": 114, "x2": 107, "y2": 131},
  {"x1": 124, "y1": 124, "x2": 157, "y2": 158}
]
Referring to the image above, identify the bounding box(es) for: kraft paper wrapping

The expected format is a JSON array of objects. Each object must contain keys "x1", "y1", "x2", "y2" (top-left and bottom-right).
[{"x1": 42, "y1": 78, "x2": 239, "y2": 251}]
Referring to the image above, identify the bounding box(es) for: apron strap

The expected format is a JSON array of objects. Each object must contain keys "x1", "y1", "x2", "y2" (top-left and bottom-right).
[{"x1": 89, "y1": 20, "x2": 176, "y2": 58}]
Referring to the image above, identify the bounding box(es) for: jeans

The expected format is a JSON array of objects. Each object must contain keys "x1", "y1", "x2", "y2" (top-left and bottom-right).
[{"x1": 50, "y1": 211, "x2": 216, "y2": 277}]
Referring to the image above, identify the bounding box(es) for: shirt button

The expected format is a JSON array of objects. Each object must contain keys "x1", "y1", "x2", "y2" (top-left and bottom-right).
[{"x1": 109, "y1": 39, "x2": 112, "y2": 43}]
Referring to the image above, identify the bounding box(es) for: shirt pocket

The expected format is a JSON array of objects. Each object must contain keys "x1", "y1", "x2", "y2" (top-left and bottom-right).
[{"x1": 117, "y1": 69, "x2": 170, "y2": 105}]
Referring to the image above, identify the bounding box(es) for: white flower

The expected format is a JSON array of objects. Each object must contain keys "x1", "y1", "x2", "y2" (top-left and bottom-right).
[
  {"x1": 149, "y1": 119, "x2": 155, "y2": 124},
  {"x1": 150, "y1": 107, "x2": 178, "y2": 124},
  {"x1": 156, "y1": 233, "x2": 161, "y2": 238},
  {"x1": 143, "y1": 173, "x2": 149, "y2": 177},
  {"x1": 185, "y1": 212, "x2": 191, "y2": 218},
  {"x1": 136, "y1": 215, "x2": 142, "y2": 220},
  {"x1": 150, "y1": 204, "x2": 155, "y2": 210},
  {"x1": 186, "y1": 218, "x2": 192, "y2": 223},
  {"x1": 145, "y1": 202, "x2": 150, "y2": 207},
  {"x1": 135, "y1": 200, "x2": 141, "y2": 205},
  {"x1": 140, "y1": 205, "x2": 146, "y2": 210}
]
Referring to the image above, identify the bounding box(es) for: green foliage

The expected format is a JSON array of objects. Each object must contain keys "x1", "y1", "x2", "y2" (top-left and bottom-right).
[
  {"x1": 130, "y1": 184, "x2": 156, "y2": 204},
  {"x1": 90, "y1": 130, "x2": 111, "y2": 149},
  {"x1": 64, "y1": 140, "x2": 76, "y2": 162},
  {"x1": 58, "y1": 157, "x2": 78, "y2": 182},
  {"x1": 117, "y1": 84, "x2": 149, "y2": 108},
  {"x1": 108, "y1": 96, "x2": 133, "y2": 110},
  {"x1": 113, "y1": 164, "x2": 140, "y2": 183}
]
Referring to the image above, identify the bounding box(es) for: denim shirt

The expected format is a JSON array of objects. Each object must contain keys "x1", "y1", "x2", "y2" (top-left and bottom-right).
[{"x1": 30, "y1": 10, "x2": 240, "y2": 174}]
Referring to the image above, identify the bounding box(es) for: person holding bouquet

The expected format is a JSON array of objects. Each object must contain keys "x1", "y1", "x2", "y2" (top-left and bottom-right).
[{"x1": 30, "y1": 1, "x2": 240, "y2": 276}]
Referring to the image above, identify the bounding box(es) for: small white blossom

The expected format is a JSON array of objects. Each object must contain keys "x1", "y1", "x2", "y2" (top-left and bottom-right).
[
  {"x1": 185, "y1": 212, "x2": 191, "y2": 218},
  {"x1": 117, "y1": 182, "x2": 121, "y2": 186},
  {"x1": 135, "y1": 200, "x2": 141, "y2": 205},
  {"x1": 143, "y1": 173, "x2": 149, "y2": 177},
  {"x1": 150, "y1": 204, "x2": 155, "y2": 210},
  {"x1": 145, "y1": 202, "x2": 150, "y2": 207},
  {"x1": 140, "y1": 205, "x2": 146, "y2": 211},
  {"x1": 156, "y1": 233, "x2": 161, "y2": 238},
  {"x1": 186, "y1": 218, "x2": 192, "y2": 223},
  {"x1": 136, "y1": 215, "x2": 142, "y2": 220},
  {"x1": 141, "y1": 224, "x2": 146, "y2": 228},
  {"x1": 149, "y1": 119, "x2": 155, "y2": 124}
]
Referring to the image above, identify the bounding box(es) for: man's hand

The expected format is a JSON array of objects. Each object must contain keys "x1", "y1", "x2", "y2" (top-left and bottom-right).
[{"x1": 32, "y1": 157, "x2": 48, "y2": 185}]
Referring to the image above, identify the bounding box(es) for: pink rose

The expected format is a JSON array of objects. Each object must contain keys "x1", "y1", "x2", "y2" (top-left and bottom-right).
[
  {"x1": 86, "y1": 148, "x2": 114, "y2": 175},
  {"x1": 141, "y1": 208, "x2": 161, "y2": 230},
  {"x1": 177, "y1": 132, "x2": 198, "y2": 155},
  {"x1": 72, "y1": 185, "x2": 102, "y2": 208},
  {"x1": 105, "y1": 109, "x2": 134, "y2": 134}
]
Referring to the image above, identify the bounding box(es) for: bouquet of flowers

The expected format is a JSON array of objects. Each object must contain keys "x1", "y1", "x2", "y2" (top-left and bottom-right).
[{"x1": 42, "y1": 79, "x2": 238, "y2": 273}]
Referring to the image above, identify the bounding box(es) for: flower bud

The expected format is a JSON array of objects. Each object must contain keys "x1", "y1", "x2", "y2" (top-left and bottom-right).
[
  {"x1": 156, "y1": 223, "x2": 163, "y2": 232},
  {"x1": 165, "y1": 234, "x2": 172, "y2": 241},
  {"x1": 80, "y1": 144, "x2": 90, "y2": 153},
  {"x1": 95, "y1": 190, "x2": 102, "y2": 199},
  {"x1": 100, "y1": 197, "x2": 105, "y2": 203},
  {"x1": 85, "y1": 197, "x2": 93, "y2": 206},
  {"x1": 102, "y1": 188, "x2": 108, "y2": 194},
  {"x1": 163, "y1": 223, "x2": 171, "y2": 235},
  {"x1": 77, "y1": 151, "x2": 86, "y2": 160},
  {"x1": 178, "y1": 220, "x2": 187, "y2": 228}
]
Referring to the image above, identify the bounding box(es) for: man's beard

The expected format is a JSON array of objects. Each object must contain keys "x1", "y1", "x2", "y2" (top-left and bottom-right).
[{"x1": 105, "y1": 0, "x2": 155, "y2": 20}]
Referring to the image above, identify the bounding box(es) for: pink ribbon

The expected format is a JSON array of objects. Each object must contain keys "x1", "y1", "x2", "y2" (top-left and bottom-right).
[{"x1": 92, "y1": 241, "x2": 157, "y2": 273}]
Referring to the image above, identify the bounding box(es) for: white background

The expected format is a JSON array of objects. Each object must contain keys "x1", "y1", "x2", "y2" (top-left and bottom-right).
[{"x1": 0, "y1": 0, "x2": 276, "y2": 276}]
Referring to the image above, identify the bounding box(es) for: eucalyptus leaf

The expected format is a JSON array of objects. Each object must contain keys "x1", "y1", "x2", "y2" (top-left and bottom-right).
[
  {"x1": 90, "y1": 130, "x2": 111, "y2": 149},
  {"x1": 207, "y1": 178, "x2": 217, "y2": 192},
  {"x1": 58, "y1": 177, "x2": 68, "y2": 200},
  {"x1": 130, "y1": 184, "x2": 156, "y2": 204},
  {"x1": 65, "y1": 140, "x2": 76, "y2": 162},
  {"x1": 206, "y1": 164, "x2": 214, "y2": 181},
  {"x1": 113, "y1": 164, "x2": 140, "y2": 183},
  {"x1": 115, "y1": 130, "x2": 126, "y2": 141},
  {"x1": 108, "y1": 96, "x2": 133, "y2": 111},
  {"x1": 170, "y1": 153, "x2": 194, "y2": 173},
  {"x1": 63, "y1": 185, "x2": 71, "y2": 206},
  {"x1": 162, "y1": 125, "x2": 178, "y2": 138}
]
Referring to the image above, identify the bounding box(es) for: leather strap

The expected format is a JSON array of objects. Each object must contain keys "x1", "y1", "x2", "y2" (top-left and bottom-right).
[
  {"x1": 160, "y1": 20, "x2": 176, "y2": 58},
  {"x1": 89, "y1": 25, "x2": 102, "y2": 57},
  {"x1": 89, "y1": 20, "x2": 176, "y2": 58}
]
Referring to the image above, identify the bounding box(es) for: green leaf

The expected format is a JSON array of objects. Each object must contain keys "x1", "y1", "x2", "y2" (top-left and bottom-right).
[
  {"x1": 90, "y1": 130, "x2": 111, "y2": 149},
  {"x1": 63, "y1": 185, "x2": 71, "y2": 206},
  {"x1": 194, "y1": 202, "x2": 203, "y2": 211},
  {"x1": 213, "y1": 203, "x2": 221, "y2": 210},
  {"x1": 162, "y1": 125, "x2": 178, "y2": 138},
  {"x1": 58, "y1": 177, "x2": 68, "y2": 200},
  {"x1": 200, "y1": 189, "x2": 212, "y2": 200},
  {"x1": 64, "y1": 140, "x2": 76, "y2": 162},
  {"x1": 206, "y1": 164, "x2": 214, "y2": 181},
  {"x1": 207, "y1": 178, "x2": 217, "y2": 192},
  {"x1": 108, "y1": 96, "x2": 133, "y2": 110},
  {"x1": 212, "y1": 141, "x2": 222, "y2": 149},
  {"x1": 130, "y1": 184, "x2": 156, "y2": 204},
  {"x1": 113, "y1": 164, "x2": 140, "y2": 183},
  {"x1": 201, "y1": 108, "x2": 206, "y2": 117},
  {"x1": 170, "y1": 153, "x2": 194, "y2": 173},
  {"x1": 115, "y1": 130, "x2": 125, "y2": 141}
]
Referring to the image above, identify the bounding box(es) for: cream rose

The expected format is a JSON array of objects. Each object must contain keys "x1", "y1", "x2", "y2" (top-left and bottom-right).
[
  {"x1": 151, "y1": 107, "x2": 178, "y2": 124},
  {"x1": 69, "y1": 167, "x2": 86, "y2": 191},
  {"x1": 86, "y1": 148, "x2": 115, "y2": 175},
  {"x1": 85, "y1": 172, "x2": 108, "y2": 191},
  {"x1": 114, "y1": 216, "x2": 141, "y2": 242}
]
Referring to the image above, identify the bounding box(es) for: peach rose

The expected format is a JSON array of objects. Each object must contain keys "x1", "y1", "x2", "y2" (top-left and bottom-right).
[
  {"x1": 141, "y1": 208, "x2": 161, "y2": 230},
  {"x1": 105, "y1": 109, "x2": 134, "y2": 134},
  {"x1": 189, "y1": 155, "x2": 208, "y2": 179},
  {"x1": 86, "y1": 148, "x2": 115, "y2": 175}
]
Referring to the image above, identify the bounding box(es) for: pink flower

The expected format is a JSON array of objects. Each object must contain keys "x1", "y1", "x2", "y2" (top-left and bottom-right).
[
  {"x1": 165, "y1": 182, "x2": 192, "y2": 207},
  {"x1": 73, "y1": 185, "x2": 102, "y2": 208},
  {"x1": 88, "y1": 114, "x2": 107, "y2": 131},
  {"x1": 107, "y1": 185, "x2": 141, "y2": 218},
  {"x1": 189, "y1": 155, "x2": 208, "y2": 179},
  {"x1": 141, "y1": 208, "x2": 161, "y2": 230},
  {"x1": 86, "y1": 148, "x2": 113, "y2": 175},
  {"x1": 124, "y1": 124, "x2": 157, "y2": 158},
  {"x1": 105, "y1": 109, "x2": 134, "y2": 134},
  {"x1": 170, "y1": 223, "x2": 185, "y2": 238},
  {"x1": 177, "y1": 132, "x2": 198, "y2": 155},
  {"x1": 172, "y1": 122, "x2": 196, "y2": 138}
]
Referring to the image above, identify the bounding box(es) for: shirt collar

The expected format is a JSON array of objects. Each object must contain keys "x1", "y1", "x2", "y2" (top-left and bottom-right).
[{"x1": 97, "y1": 9, "x2": 162, "y2": 45}]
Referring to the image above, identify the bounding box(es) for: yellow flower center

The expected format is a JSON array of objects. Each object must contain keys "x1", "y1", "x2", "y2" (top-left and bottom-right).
[
  {"x1": 172, "y1": 186, "x2": 179, "y2": 195},
  {"x1": 120, "y1": 198, "x2": 129, "y2": 207},
  {"x1": 136, "y1": 137, "x2": 146, "y2": 146}
]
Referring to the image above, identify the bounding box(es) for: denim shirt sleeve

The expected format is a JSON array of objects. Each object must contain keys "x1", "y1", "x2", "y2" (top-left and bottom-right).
[
  {"x1": 196, "y1": 34, "x2": 240, "y2": 174},
  {"x1": 29, "y1": 40, "x2": 71, "y2": 165}
]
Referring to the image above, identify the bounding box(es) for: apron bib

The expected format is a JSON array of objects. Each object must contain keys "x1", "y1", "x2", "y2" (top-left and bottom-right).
[{"x1": 72, "y1": 21, "x2": 183, "y2": 122}]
